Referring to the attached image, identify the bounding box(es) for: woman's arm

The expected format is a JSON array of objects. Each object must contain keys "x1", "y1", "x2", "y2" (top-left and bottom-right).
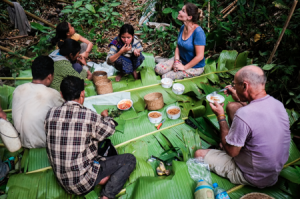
[
  {"x1": 108, "y1": 44, "x2": 131, "y2": 63},
  {"x1": 176, "y1": 45, "x2": 205, "y2": 70},
  {"x1": 174, "y1": 45, "x2": 180, "y2": 61},
  {"x1": 79, "y1": 36, "x2": 93, "y2": 58}
]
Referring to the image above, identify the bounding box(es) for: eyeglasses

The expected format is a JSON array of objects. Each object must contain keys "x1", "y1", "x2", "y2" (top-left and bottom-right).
[{"x1": 231, "y1": 81, "x2": 243, "y2": 87}]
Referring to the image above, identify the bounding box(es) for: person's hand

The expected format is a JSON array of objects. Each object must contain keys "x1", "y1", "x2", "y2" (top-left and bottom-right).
[
  {"x1": 101, "y1": 110, "x2": 108, "y2": 117},
  {"x1": 176, "y1": 62, "x2": 186, "y2": 71},
  {"x1": 120, "y1": 44, "x2": 132, "y2": 54},
  {"x1": 224, "y1": 85, "x2": 240, "y2": 102},
  {"x1": 77, "y1": 55, "x2": 87, "y2": 66},
  {"x1": 0, "y1": 110, "x2": 7, "y2": 120},
  {"x1": 87, "y1": 70, "x2": 92, "y2": 80},
  {"x1": 209, "y1": 101, "x2": 225, "y2": 117},
  {"x1": 80, "y1": 51, "x2": 89, "y2": 59},
  {"x1": 133, "y1": 49, "x2": 140, "y2": 57}
]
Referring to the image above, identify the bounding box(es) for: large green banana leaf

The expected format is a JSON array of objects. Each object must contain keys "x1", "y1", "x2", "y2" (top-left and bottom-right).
[
  {"x1": 5, "y1": 50, "x2": 299, "y2": 199},
  {"x1": 15, "y1": 69, "x2": 32, "y2": 86},
  {"x1": 0, "y1": 85, "x2": 15, "y2": 110}
]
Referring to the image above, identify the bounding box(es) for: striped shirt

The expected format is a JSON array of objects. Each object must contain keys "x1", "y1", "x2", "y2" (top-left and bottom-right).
[{"x1": 106, "y1": 36, "x2": 143, "y2": 65}]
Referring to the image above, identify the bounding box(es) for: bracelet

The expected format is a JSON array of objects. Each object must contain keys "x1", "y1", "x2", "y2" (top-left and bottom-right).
[
  {"x1": 217, "y1": 114, "x2": 225, "y2": 119},
  {"x1": 174, "y1": 59, "x2": 180, "y2": 63},
  {"x1": 218, "y1": 119, "x2": 227, "y2": 123}
]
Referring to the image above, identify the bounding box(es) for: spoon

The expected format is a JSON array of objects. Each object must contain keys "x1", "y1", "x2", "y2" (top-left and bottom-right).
[{"x1": 211, "y1": 88, "x2": 228, "y2": 96}]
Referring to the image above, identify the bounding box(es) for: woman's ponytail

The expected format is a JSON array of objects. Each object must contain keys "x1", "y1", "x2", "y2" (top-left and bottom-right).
[{"x1": 51, "y1": 22, "x2": 69, "y2": 46}]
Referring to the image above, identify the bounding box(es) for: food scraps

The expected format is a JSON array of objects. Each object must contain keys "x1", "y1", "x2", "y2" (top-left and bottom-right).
[
  {"x1": 149, "y1": 112, "x2": 161, "y2": 118},
  {"x1": 210, "y1": 96, "x2": 220, "y2": 102},
  {"x1": 167, "y1": 108, "x2": 180, "y2": 115}
]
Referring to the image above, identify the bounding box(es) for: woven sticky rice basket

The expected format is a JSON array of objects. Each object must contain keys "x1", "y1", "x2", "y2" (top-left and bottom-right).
[
  {"x1": 144, "y1": 92, "x2": 164, "y2": 110},
  {"x1": 95, "y1": 79, "x2": 113, "y2": 95},
  {"x1": 92, "y1": 71, "x2": 108, "y2": 84},
  {"x1": 240, "y1": 193, "x2": 275, "y2": 199}
]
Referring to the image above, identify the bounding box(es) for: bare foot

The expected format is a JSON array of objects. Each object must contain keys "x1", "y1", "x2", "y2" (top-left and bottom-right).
[
  {"x1": 98, "y1": 176, "x2": 110, "y2": 185},
  {"x1": 100, "y1": 196, "x2": 109, "y2": 199},
  {"x1": 115, "y1": 74, "x2": 123, "y2": 82},
  {"x1": 133, "y1": 70, "x2": 139, "y2": 80}
]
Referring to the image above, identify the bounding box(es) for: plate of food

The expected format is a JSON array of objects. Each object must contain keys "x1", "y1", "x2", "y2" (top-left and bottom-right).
[
  {"x1": 148, "y1": 111, "x2": 162, "y2": 123},
  {"x1": 117, "y1": 99, "x2": 133, "y2": 110},
  {"x1": 166, "y1": 106, "x2": 181, "y2": 119},
  {"x1": 206, "y1": 94, "x2": 225, "y2": 104}
]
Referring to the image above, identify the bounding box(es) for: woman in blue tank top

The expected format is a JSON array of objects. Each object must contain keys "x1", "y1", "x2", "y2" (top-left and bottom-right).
[{"x1": 155, "y1": 3, "x2": 206, "y2": 80}]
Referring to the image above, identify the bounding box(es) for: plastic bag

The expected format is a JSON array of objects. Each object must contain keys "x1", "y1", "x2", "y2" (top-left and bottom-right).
[
  {"x1": 87, "y1": 61, "x2": 117, "y2": 77},
  {"x1": 186, "y1": 157, "x2": 212, "y2": 185}
]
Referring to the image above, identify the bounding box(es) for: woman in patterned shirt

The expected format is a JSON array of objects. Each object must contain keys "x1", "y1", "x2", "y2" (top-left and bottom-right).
[{"x1": 107, "y1": 24, "x2": 145, "y2": 82}]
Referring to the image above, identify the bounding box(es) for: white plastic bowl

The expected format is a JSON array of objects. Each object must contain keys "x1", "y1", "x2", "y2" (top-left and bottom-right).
[
  {"x1": 172, "y1": 83, "x2": 185, "y2": 95},
  {"x1": 206, "y1": 94, "x2": 225, "y2": 104},
  {"x1": 148, "y1": 111, "x2": 163, "y2": 123},
  {"x1": 161, "y1": 78, "x2": 173, "y2": 88},
  {"x1": 166, "y1": 106, "x2": 181, "y2": 120},
  {"x1": 117, "y1": 99, "x2": 133, "y2": 110}
]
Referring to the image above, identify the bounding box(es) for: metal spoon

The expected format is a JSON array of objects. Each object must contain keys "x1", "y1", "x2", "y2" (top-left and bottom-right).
[{"x1": 212, "y1": 88, "x2": 228, "y2": 96}]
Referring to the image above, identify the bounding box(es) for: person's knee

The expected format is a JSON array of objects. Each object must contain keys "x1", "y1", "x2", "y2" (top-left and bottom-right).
[
  {"x1": 226, "y1": 102, "x2": 242, "y2": 116},
  {"x1": 125, "y1": 154, "x2": 136, "y2": 166},
  {"x1": 194, "y1": 149, "x2": 210, "y2": 158}
]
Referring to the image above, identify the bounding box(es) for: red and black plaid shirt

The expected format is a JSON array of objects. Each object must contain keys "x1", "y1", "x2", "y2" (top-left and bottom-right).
[{"x1": 44, "y1": 101, "x2": 116, "y2": 195}]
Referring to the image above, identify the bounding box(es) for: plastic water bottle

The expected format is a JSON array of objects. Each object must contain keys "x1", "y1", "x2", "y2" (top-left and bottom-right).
[
  {"x1": 213, "y1": 183, "x2": 230, "y2": 199},
  {"x1": 194, "y1": 179, "x2": 214, "y2": 199}
]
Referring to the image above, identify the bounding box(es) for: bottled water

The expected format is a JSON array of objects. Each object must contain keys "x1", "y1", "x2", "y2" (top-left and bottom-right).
[{"x1": 212, "y1": 183, "x2": 230, "y2": 199}]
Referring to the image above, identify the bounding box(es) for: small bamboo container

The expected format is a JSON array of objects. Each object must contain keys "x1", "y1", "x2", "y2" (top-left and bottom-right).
[
  {"x1": 95, "y1": 79, "x2": 113, "y2": 95},
  {"x1": 144, "y1": 92, "x2": 164, "y2": 110}
]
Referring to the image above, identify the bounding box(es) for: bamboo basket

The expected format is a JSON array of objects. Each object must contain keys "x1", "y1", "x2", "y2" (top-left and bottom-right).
[
  {"x1": 144, "y1": 92, "x2": 164, "y2": 110},
  {"x1": 240, "y1": 193, "x2": 274, "y2": 199},
  {"x1": 95, "y1": 79, "x2": 113, "y2": 95},
  {"x1": 92, "y1": 71, "x2": 108, "y2": 84}
]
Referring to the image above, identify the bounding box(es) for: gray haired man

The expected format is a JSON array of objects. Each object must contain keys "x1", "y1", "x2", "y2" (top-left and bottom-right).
[{"x1": 195, "y1": 65, "x2": 290, "y2": 188}]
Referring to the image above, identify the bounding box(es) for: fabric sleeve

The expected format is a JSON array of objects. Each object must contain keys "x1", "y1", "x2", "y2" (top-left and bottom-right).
[
  {"x1": 193, "y1": 28, "x2": 206, "y2": 46},
  {"x1": 136, "y1": 41, "x2": 143, "y2": 52},
  {"x1": 70, "y1": 33, "x2": 81, "y2": 41},
  {"x1": 93, "y1": 115, "x2": 116, "y2": 141},
  {"x1": 106, "y1": 45, "x2": 118, "y2": 64},
  {"x1": 225, "y1": 116, "x2": 251, "y2": 147}
]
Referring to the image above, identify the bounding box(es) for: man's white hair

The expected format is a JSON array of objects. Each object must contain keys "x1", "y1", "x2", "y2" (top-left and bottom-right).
[{"x1": 236, "y1": 65, "x2": 267, "y2": 88}]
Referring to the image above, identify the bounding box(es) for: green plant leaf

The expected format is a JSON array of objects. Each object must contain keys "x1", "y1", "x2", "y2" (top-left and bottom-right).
[
  {"x1": 280, "y1": 166, "x2": 300, "y2": 184},
  {"x1": 73, "y1": 1, "x2": 83, "y2": 9},
  {"x1": 217, "y1": 50, "x2": 238, "y2": 71},
  {"x1": 235, "y1": 51, "x2": 249, "y2": 68},
  {"x1": 110, "y1": 2, "x2": 121, "y2": 6},
  {"x1": 172, "y1": 10, "x2": 178, "y2": 19},
  {"x1": 163, "y1": 8, "x2": 173, "y2": 14},
  {"x1": 61, "y1": 9, "x2": 72, "y2": 13},
  {"x1": 263, "y1": 64, "x2": 276, "y2": 70},
  {"x1": 85, "y1": 4, "x2": 96, "y2": 13}
]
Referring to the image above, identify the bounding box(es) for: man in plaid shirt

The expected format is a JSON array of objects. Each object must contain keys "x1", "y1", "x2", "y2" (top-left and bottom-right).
[{"x1": 45, "y1": 76, "x2": 136, "y2": 199}]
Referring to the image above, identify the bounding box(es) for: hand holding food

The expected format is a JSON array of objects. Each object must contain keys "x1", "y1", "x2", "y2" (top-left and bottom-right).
[
  {"x1": 120, "y1": 44, "x2": 132, "y2": 54},
  {"x1": 224, "y1": 85, "x2": 240, "y2": 102}
]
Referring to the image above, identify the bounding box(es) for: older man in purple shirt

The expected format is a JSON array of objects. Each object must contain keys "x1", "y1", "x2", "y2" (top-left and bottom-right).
[{"x1": 195, "y1": 65, "x2": 290, "y2": 188}]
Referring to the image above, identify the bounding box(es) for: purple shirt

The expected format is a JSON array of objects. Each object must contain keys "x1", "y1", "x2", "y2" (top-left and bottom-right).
[{"x1": 226, "y1": 95, "x2": 290, "y2": 188}]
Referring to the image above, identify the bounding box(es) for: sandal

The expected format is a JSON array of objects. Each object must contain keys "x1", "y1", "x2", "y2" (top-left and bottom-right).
[{"x1": 4, "y1": 157, "x2": 15, "y2": 171}]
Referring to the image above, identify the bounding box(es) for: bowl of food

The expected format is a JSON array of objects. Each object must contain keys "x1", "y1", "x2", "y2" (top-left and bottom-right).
[
  {"x1": 117, "y1": 99, "x2": 133, "y2": 110},
  {"x1": 206, "y1": 94, "x2": 225, "y2": 104},
  {"x1": 172, "y1": 83, "x2": 185, "y2": 95},
  {"x1": 148, "y1": 111, "x2": 163, "y2": 124},
  {"x1": 161, "y1": 78, "x2": 173, "y2": 88},
  {"x1": 166, "y1": 106, "x2": 181, "y2": 120}
]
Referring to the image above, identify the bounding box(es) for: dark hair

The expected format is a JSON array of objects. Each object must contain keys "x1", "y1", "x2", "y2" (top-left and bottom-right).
[
  {"x1": 60, "y1": 76, "x2": 84, "y2": 101},
  {"x1": 31, "y1": 56, "x2": 54, "y2": 80},
  {"x1": 51, "y1": 22, "x2": 69, "y2": 46},
  {"x1": 185, "y1": 3, "x2": 203, "y2": 23},
  {"x1": 59, "y1": 39, "x2": 81, "y2": 57},
  {"x1": 119, "y1": 24, "x2": 134, "y2": 37}
]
